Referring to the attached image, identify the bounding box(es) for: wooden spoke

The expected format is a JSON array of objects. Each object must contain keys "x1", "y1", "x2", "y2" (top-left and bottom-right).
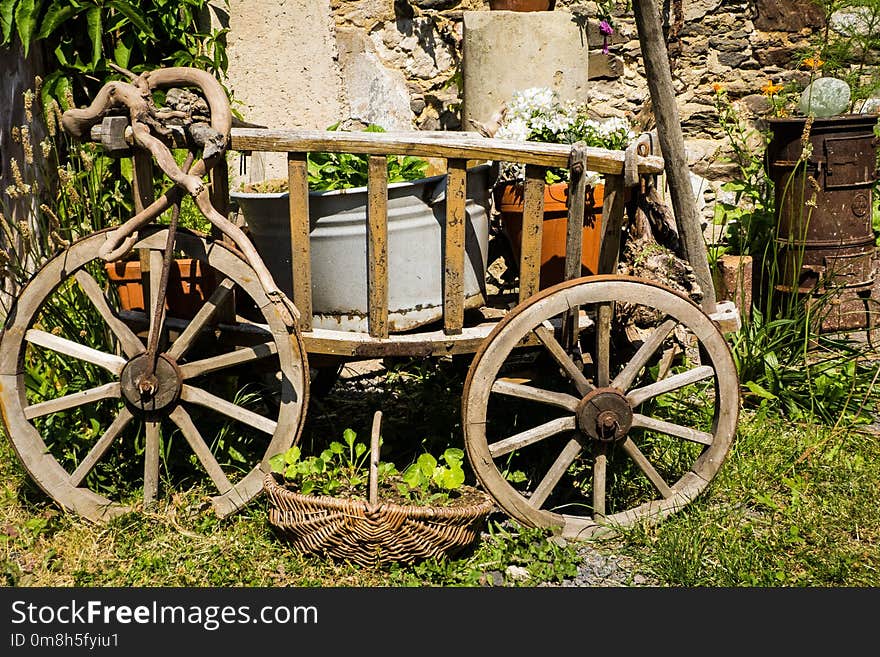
[
  {"x1": 611, "y1": 317, "x2": 677, "y2": 392},
  {"x1": 25, "y1": 329, "x2": 126, "y2": 375},
  {"x1": 491, "y1": 379, "x2": 580, "y2": 412},
  {"x1": 626, "y1": 365, "x2": 715, "y2": 408},
  {"x1": 168, "y1": 405, "x2": 234, "y2": 495},
  {"x1": 533, "y1": 323, "x2": 592, "y2": 395},
  {"x1": 593, "y1": 443, "x2": 607, "y2": 517},
  {"x1": 180, "y1": 384, "x2": 277, "y2": 435},
  {"x1": 25, "y1": 382, "x2": 121, "y2": 420},
  {"x1": 69, "y1": 408, "x2": 134, "y2": 487},
  {"x1": 179, "y1": 341, "x2": 278, "y2": 380},
  {"x1": 528, "y1": 437, "x2": 582, "y2": 510},
  {"x1": 488, "y1": 416, "x2": 576, "y2": 458},
  {"x1": 166, "y1": 277, "x2": 236, "y2": 361},
  {"x1": 596, "y1": 302, "x2": 612, "y2": 387},
  {"x1": 144, "y1": 421, "x2": 160, "y2": 508},
  {"x1": 74, "y1": 270, "x2": 145, "y2": 358},
  {"x1": 621, "y1": 437, "x2": 674, "y2": 498},
  {"x1": 631, "y1": 413, "x2": 714, "y2": 446}
]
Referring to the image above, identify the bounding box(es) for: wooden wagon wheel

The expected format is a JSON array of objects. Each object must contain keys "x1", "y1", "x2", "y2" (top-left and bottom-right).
[
  {"x1": 462, "y1": 275, "x2": 738, "y2": 539},
  {"x1": 0, "y1": 225, "x2": 309, "y2": 522}
]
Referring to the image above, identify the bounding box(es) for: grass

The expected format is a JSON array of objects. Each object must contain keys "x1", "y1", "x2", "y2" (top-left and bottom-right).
[
  {"x1": 621, "y1": 407, "x2": 880, "y2": 586},
  {"x1": 3, "y1": 355, "x2": 880, "y2": 587},
  {"x1": 0, "y1": 358, "x2": 590, "y2": 588}
]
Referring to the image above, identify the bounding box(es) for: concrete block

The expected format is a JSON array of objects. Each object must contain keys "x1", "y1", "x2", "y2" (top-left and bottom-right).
[{"x1": 461, "y1": 10, "x2": 590, "y2": 128}]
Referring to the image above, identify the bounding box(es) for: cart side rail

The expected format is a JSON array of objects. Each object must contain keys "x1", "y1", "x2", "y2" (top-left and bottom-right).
[
  {"x1": 228, "y1": 128, "x2": 664, "y2": 342},
  {"x1": 229, "y1": 128, "x2": 664, "y2": 177}
]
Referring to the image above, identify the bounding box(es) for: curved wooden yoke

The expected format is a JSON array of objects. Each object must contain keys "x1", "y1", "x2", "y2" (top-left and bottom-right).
[{"x1": 229, "y1": 128, "x2": 665, "y2": 357}]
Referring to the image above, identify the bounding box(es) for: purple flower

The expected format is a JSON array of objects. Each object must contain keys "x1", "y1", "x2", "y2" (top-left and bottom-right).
[{"x1": 599, "y1": 20, "x2": 613, "y2": 54}]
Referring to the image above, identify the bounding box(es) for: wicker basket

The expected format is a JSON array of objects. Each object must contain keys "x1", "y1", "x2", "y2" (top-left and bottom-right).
[{"x1": 263, "y1": 412, "x2": 495, "y2": 567}]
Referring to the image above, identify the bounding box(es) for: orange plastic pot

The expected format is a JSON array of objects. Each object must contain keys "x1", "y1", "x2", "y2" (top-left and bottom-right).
[
  {"x1": 497, "y1": 181, "x2": 603, "y2": 290},
  {"x1": 105, "y1": 258, "x2": 217, "y2": 318}
]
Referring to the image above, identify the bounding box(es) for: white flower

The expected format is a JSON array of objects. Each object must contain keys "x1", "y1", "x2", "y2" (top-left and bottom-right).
[
  {"x1": 496, "y1": 117, "x2": 530, "y2": 142},
  {"x1": 497, "y1": 87, "x2": 634, "y2": 150},
  {"x1": 495, "y1": 86, "x2": 636, "y2": 182}
]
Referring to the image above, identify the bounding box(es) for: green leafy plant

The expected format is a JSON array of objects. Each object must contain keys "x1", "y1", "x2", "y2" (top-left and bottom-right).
[
  {"x1": 308, "y1": 124, "x2": 429, "y2": 190},
  {"x1": 268, "y1": 428, "x2": 389, "y2": 497},
  {"x1": 241, "y1": 124, "x2": 430, "y2": 194},
  {"x1": 268, "y1": 429, "x2": 471, "y2": 505},
  {"x1": 1, "y1": 0, "x2": 230, "y2": 110},
  {"x1": 398, "y1": 447, "x2": 466, "y2": 504}
]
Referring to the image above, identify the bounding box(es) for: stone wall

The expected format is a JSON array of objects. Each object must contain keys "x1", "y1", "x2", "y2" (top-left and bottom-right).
[{"x1": 223, "y1": 1, "x2": 841, "y2": 194}]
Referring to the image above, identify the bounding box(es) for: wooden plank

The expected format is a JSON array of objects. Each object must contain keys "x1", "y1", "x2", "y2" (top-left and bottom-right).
[
  {"x1": 611, "y1": 317, "x2": 677, "y2": 391},
  {"x1": 131, "y1": 150, "x2": 154, "y2": 213},
  {"x1": 166, "y1": 277, "x2": 236, "y2": 361},
  {"x1": 73, "y1": 270, "x2": 145, "y2": 359},
  {"x1": 533, "y1": 324, "x2": 592, "y2": 395},
  {"x1": 593, "y1": 445, "x2": 607, "y2": 517},
  {"x1": 148, "y1": 249, "x2": 164, "y2": 347},
  {"x1": 596, "y1": 302, "x2": 613, "y2": 388},
  {"x1": 230, "y1": 128, "x2": 665, "y2": 176},
  {"x1": 209, "y1": 155, "x2": 235, "y2": 323},
  {"x1": 209, "y1": 155, "x2": 230, "y2": 230},
  {"x1": 564, "y1": 144, "x2": 589, "y2": 283},
  {"x1": 366, "y1": 155, "x2": 389, "y2": 339},
  {"x1": 132, "y1": 150, "x2": 154, "y2": 316},
  {"x1": 631, "y1": 413, "x2": 714, "y2": 446},
  {"x1": 444, "y1": 158, "x2": 467, "y2": 335},
  {"x1": 518, "y1": 165, "x2": 545, "y2": 304},
  {"x1": 288, "y1": 152, "x2": 313, "y2": 331},
  {"x1": 621, "y1": 437, "x2": 674, "y2": 498},
  {"x1": 597, "y1": 174, "x2": 627, "y2": 275}
]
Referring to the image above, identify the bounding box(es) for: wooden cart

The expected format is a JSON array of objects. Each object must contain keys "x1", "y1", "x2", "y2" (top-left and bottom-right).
[{"x1": 0, "y1": 67, "x2": 740, "y2": 540}]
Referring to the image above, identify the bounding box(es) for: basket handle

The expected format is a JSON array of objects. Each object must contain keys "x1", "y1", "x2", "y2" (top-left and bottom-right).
[{"x1": 368, "y1": 410, "x2": 382, "y2": 508}]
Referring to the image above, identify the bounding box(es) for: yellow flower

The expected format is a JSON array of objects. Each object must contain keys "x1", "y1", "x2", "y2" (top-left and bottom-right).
[
  {"x1": 803, "y1": 56, "x2": 824, "y2": 71},
  {"x1": 712, "y1": 82, "x2": 725, "y2": 94},
  {"x1": 762, "y1": 80, "x2": 784, "y2": 96}
]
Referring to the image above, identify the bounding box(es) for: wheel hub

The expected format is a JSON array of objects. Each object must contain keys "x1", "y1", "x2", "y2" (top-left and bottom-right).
[
  {"x1": 120, "y1": 353, "x2": 182, "y2": 413},
  {"x1": 575, "y1": 387, "x2": 633, "y2": 443}
]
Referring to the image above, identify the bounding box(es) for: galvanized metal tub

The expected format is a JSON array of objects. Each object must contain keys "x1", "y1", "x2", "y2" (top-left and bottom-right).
[{"x1": 231, "y1": 165, "x2": 492, "y2": 333}]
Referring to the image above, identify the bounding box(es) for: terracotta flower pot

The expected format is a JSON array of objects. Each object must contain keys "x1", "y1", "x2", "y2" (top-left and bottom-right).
[
  {"x1": 496, "y1": 180, "x2": 603, "y2": 289},
  {"x1": 489, "y1": 0, "x2": 552, "y2": 11},
  {"x1": 105, "y1": 258, "x2": 217, "y2": 318}
]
